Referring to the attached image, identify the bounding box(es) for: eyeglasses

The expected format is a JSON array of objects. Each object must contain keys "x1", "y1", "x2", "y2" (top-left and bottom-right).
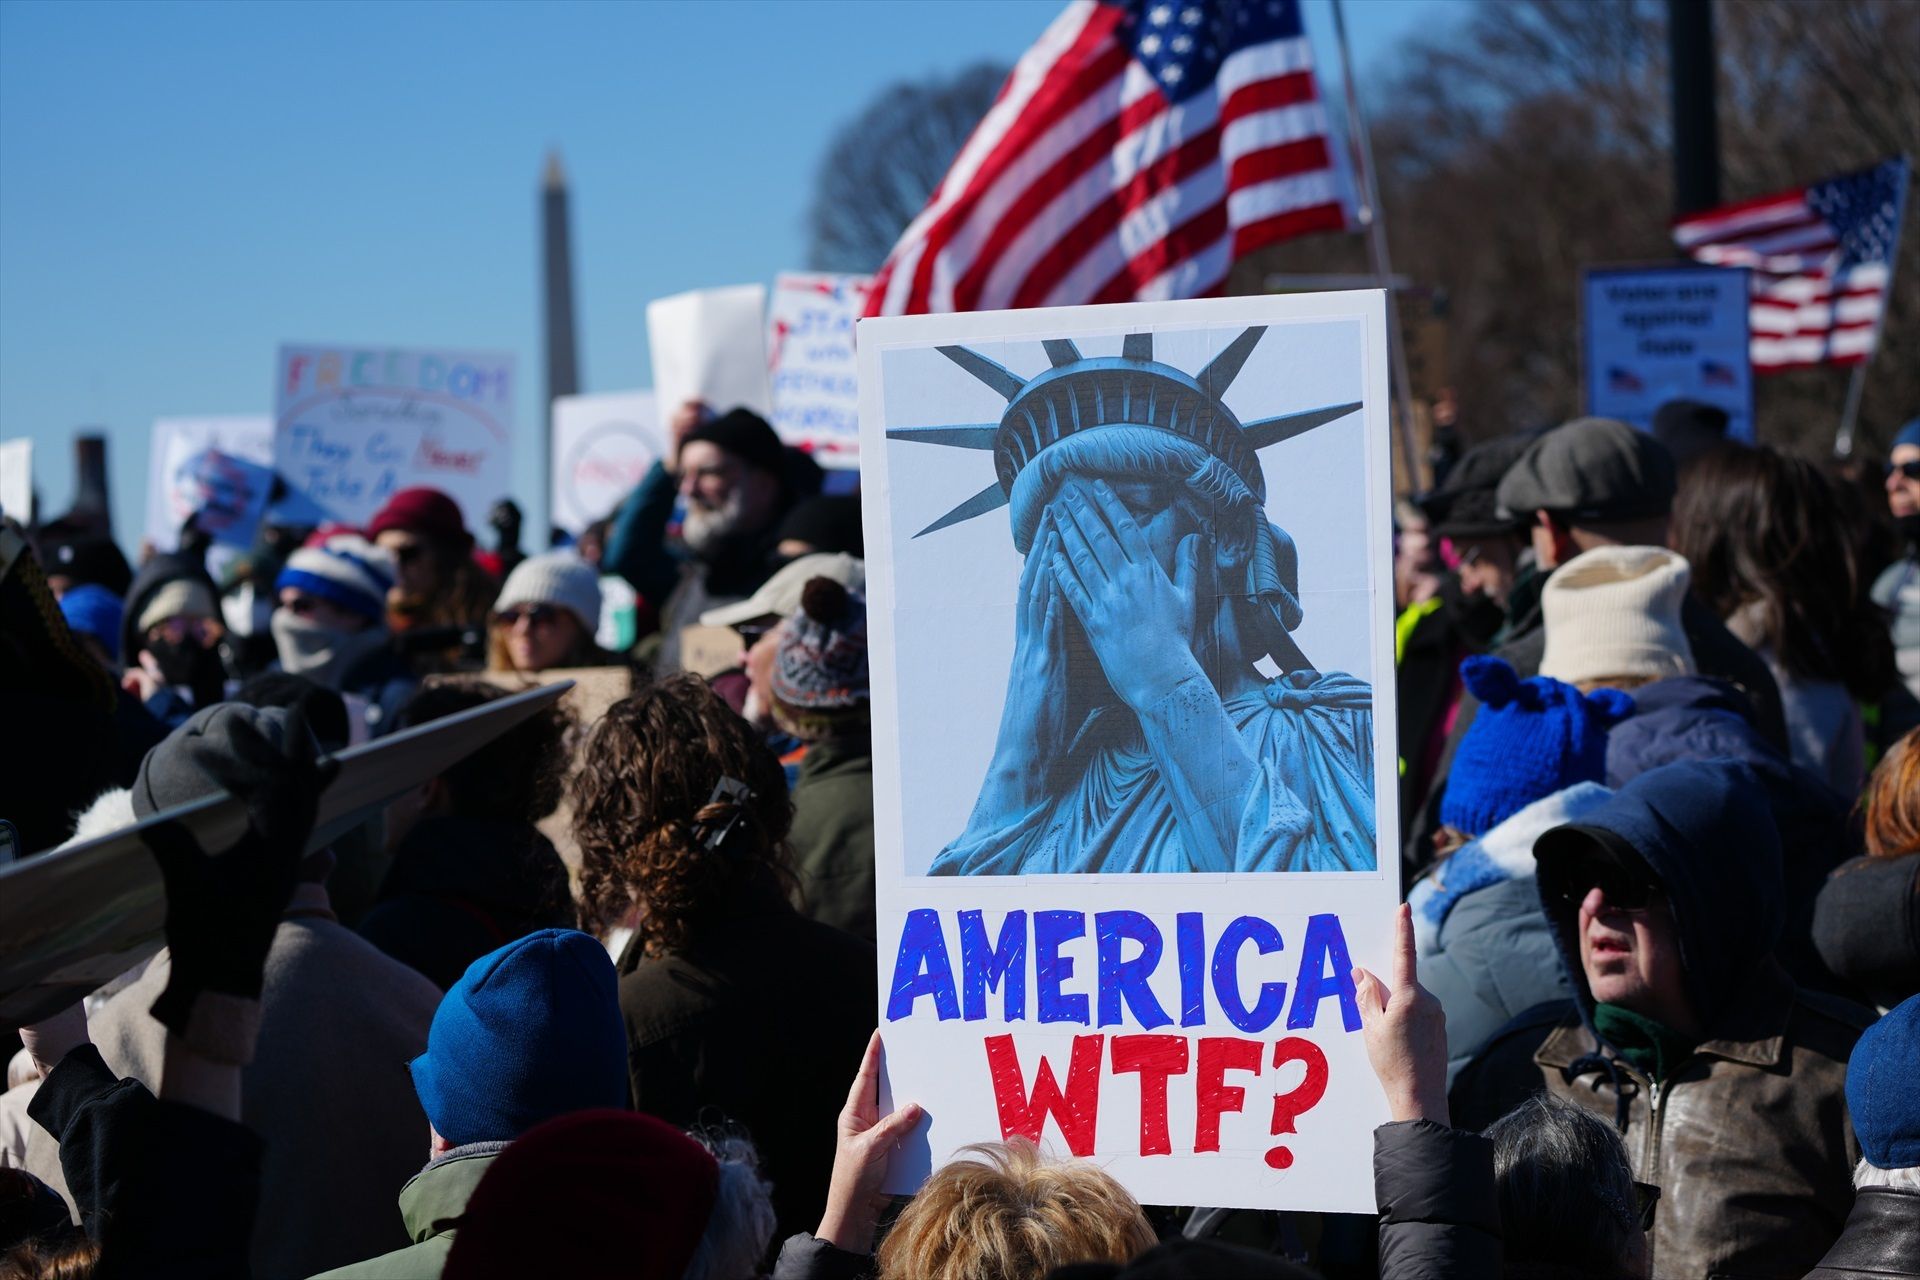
[
  {"x1": 145, "y1": 616, "x2": 221, "y2": 646},
  {"x1": 732, "y1": 621, "x2": 774, "y2": 647},
  {"x1": 496, "y1": 604, "x2": 560, "y2": 629},
  {"x1": 1554, "y1": 858, "x2": 1659, "y2": 912}
]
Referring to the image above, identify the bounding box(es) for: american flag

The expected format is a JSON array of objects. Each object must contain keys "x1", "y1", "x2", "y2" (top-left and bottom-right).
[
  {"x1": 1673, "y1": 158, "x2": 1909, "y2": 373},
  {"x1": 863, "y1": 0, "x2": 1350, "y2": 318}
]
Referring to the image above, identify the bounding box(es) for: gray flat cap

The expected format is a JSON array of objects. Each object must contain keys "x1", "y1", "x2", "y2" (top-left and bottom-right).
[{"x1": 1495, "y1": 417, "x2": 1676, "y2": 524}]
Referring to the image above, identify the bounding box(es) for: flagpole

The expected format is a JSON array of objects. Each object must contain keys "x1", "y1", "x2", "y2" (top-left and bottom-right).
[
  {"x1": 1329, "y1": 0, "x2": 1422, "y2": 490},
  {"x1": 1834, "y1": 364, "x2": 1868, "y2": 459}
]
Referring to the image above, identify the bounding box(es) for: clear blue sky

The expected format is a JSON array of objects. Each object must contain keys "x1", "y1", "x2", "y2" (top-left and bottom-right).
[{"x1": 0, "y1": 0, "x2": 1449, "y2": 547}]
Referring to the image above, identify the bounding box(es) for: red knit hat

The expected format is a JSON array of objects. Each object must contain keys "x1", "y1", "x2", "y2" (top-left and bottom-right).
[
  {"x1": 367, "y1": 487, "x2": 472, "y2": 552},
  {"x1": 442, "y1": 1109, "x2": 717, "y2": 1279}
]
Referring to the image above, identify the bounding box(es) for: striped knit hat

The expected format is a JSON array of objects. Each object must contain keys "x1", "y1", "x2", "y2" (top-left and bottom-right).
[
  {"x1": 771, "y1": 577, "x2": 869, "y2": 711},
  {"x1": 276, "y1": 533, "x2": 396, "y2": 624}
]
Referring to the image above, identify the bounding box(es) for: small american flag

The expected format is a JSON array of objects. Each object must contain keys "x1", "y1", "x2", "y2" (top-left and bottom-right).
[
  {"x1": 1606, "y1": 365, "x2": 1646, "y2": 395},
  {"x1": 1673, "y1": 158, "x2": 1909, "y2": 373},
  {"x1": 864, "y1": 0, "x2": 1349, "y2": 318}
]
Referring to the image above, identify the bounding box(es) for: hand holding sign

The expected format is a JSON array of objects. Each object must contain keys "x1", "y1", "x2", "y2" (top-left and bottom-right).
[
  {"x1": 817, "y1": 1031, "x2": 923, "y2": 1254},
  {"x1": 1352, "y1": 904, "x2": 1449, "y2": 1125}
]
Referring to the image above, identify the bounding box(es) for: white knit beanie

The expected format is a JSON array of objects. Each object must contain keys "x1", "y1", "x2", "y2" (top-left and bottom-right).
[
  {"x1": 494, "y1": 553, "x2": 602, "y2": 632},
  {"x1": 275, "y1": 533, "x2": 396, "y2": 624},
  {"x1": 1539, "y1": 546, "x2": 1696, "y2": 686}
]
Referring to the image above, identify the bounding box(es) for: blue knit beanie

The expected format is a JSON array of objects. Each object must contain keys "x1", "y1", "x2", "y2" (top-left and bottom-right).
[
  {"x1": 59, "y1": 583, "x2": 124, "y2": 663},
  {"x1": 1894, "y1": 416, "x2": 1920, "y2": 452},
  {"x1": 1441, "y1": 656, "x2": 1636, "y2": 837},
  {"x1": 410, "y1": 929, "x2": 629, "y2": 1147},
  {"x1": 1848, "y1": 993, "x2": 1920, "y2": 1169}
]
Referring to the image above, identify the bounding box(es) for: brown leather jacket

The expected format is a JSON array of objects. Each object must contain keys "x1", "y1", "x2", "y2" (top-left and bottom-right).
[{"x1": 1453, "y1": 962, "x2": 1873, "y2": 1280}]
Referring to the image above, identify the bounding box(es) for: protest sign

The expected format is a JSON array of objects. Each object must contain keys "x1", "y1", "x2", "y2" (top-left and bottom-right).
[
  {"x1": 550, "y1": 390, "x2": 662, "y2": 537},
  {"x1": 274, "y1": 344, "x2": 515, "y2": 532},
  {"x1": 859, "y1": 292, "x2": 1399, "y2": 1211},
  {"x1": 144, "y1": 415, "x2": 275, "y2": 552},
  {"x1": 768, "y1": 272, "x2": 871, "y2": 467},
  {"x1": 1583, "y1": 264, "x2": 1754, "y2": 441},
  {"x1": 0, "y1": 438, "x2": 31, "y2": 524},
  {"x1": 0, "y1": 681, "x2": 569, "y2": 1024},
  {"x1": 647, "y1": 285, "x2": 772, "y2": 419}
]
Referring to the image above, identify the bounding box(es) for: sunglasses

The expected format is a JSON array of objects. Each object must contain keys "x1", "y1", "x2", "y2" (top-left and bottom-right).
[
  {"x1": 1886, "y1": 459, "x2": 1920, "y2": 481},
  {"x1": 385, "y1": 541, "x2": 428, "y2": 566},
  {"x1": 732, "y1": 621, "x2": 775, "y2": 647},
  {"x1": 496, "y1": 604, "x2": 561, "y2": 629},
  {"x1": 1554, "y1": 858, "x2": 1659, "y2": 912}
]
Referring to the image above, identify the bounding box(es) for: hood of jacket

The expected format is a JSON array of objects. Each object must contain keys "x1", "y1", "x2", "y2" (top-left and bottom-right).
[
  {"x1": 119, "y1": 553, "x2": 220, "y2": 667},
  {"x1": 398, "y1": 1143, "x2": 505, "y2": 1242},
  {"x1": 1533, "y1": 759, "x2": 1783, "y2": 1027}
]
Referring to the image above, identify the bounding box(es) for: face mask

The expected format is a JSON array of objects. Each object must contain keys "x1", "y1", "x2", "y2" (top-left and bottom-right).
[
  {"x1": 272, "y1": 610, "x2": 388, "y2": 690},
  {"x1": 145, "y1": 635, "x2": 226, "y2": 705}
]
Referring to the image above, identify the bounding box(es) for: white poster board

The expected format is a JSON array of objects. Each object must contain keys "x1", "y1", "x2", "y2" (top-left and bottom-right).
[
  {"x1": 0, "y1": 438, "x2": 31, "y2": 524},
  {"x1": 144, "y1": 416, "x2": 275, "y2": 552},
  {"x1": 274, "y1": 344, "x2": 515, "y2": 532},
  {"x1": 860, "y1": 293, "x2": 1399, "y2": 1212},
  {"x1": 768, "y1": 272, "x2": 871, "y2": 468},
  {"x1": 647, "y1": 285, "x2": 772, "y2": 420},
  {"x1": 550, "y1": 391, "x2": 663, "y2": 537},
  {"x1": 1583, "y1": 264, "x2": 1755, "y2": 442}
]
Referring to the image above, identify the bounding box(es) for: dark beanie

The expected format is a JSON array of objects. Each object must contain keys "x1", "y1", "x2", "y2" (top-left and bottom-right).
[
  {"x1": 776, "y1": 494, "x2": 865, "y2": 557},
  {"x1": 442, "y1": 1110, "x2": 717, "y2": 1280},
  {"x1": 680, "y1": 408, "x2": 786, "y2": 478},
  {"x1": 1652, "y1": 399, "x2": 1731, "y2": 470},
  {"x1": 132, "y1": 703, "x2": 311, "y2": 819}
]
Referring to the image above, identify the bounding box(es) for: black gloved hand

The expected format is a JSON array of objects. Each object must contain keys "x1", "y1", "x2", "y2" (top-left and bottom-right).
[{"x1": 144, "y1": 706, "x2": 335, "y2": 1042}]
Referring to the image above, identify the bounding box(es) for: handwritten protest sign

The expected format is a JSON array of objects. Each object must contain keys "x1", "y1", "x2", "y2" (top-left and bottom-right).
[
  {"x1": 859, "y1": 293, "x2": 1399, "y2": 1212},
  {"x1": 274, "y1": 344, "x2": 515, "y2": 532},
  {"x1": 550, "y1": 391, "x2": 662, "y2": 537},
  {"x1": 768, "y1": 272, "x2": 871, "y2": 468},
  {"x1": 144, "y1": 415, "x2": 275, "y2": 552},
  {"x1": 0, "y1": 438, "x2": 31, "y2": 524},
  {"x1": 1584, "y1": 264, "x2": 1754, "y2": 441},
  {"x1": 647, "y1": 285, "x2": 772, "y2": 420}
]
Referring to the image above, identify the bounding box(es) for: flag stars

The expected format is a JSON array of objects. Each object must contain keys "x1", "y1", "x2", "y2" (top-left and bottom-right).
[
  {"x1": 1171, "y1": 33, "x2": 1193, "y2": 52},
  {"x1": 1181, "y1": 6, "x2": 1203, "y2": 24},
  {"x1": 1150, "y1": 4, "x2": 1172, "y2": 24},
  {"x1": 1139, "y1": 32, "x2": 1163, "y2": 54},
  {"x1": 1162, "y1": 63, "x2": 1184, "y2": 84}
]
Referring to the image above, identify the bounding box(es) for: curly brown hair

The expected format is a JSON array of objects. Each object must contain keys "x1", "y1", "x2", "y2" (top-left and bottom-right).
[
  {"x1": 1864, "y1": 727, "x2": 1920, "y2": 858},
  {"x1": 572, "y1": 674, "x2": 793, "y2": 954}
]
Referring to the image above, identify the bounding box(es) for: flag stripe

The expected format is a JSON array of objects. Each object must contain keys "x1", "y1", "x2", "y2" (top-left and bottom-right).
[{"x1": 867, "y1": 1, "x2": 1350, "y2": 321}]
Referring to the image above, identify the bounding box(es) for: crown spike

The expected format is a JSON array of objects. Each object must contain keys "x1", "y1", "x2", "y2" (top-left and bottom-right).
[
  {"x1": 1241, "y1": 401, "x2": 1363, "y2": 449},
  {"x1": 1042, "y1": 339, "x2": 1082, "y2": 368},
  {"x1": 912, "y1": 480, "x2": 1010, "y2": 538},
  {"x1": 938, "y1": 345, "x2": 1027, "y2": 401},
  {"x1": 1197, "y1": 326, "x2": 1268, "y2": 398},
  {"x1": 1122, "y1": 332, "x2": 1153, "y2": 362},
  {"x1": 885, "y1": 424, "x2": 1000, "y2": 450}
]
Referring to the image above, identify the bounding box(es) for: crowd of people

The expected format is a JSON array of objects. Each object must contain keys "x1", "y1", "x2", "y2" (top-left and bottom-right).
[{"x1": 0, "y1": 397, "x2": 1917, "y2": 1279}]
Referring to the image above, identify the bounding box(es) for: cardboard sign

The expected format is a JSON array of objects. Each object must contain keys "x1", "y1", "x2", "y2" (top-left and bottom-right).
[
  {"x1": 274, "y1": 344, "x2": 516, "y2": 532},
  {"x1": 647, "y1": 285, "x2": 772, "y2": 420},
  {"x1": 0, "y1": 437, "x2": 31, "y2": 525},
  {"x1": 1583, "y1": 265, "x2": 1754, "y2": 441},
  {"x1": 859, "y1": 293, "x2": 1399, "y2": 1212},
  {"x1": 0, "y1": 681, "x2": 570, "y2": 1024},
  {"x1": 144, "y1": 416, "x2": 276, "y2": 552},
  {"x1": 550, "y1": 391, "x2": 663, "y2": 537},
  {"x1": 769, "y1": 272, "x2": 872, "y2": 468}
]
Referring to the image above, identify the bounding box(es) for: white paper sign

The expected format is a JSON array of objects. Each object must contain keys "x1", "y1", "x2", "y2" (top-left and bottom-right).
[
  {"x1": 144, "y1": 416, "x2": 275, "y2": 552},
  {"x1": 647, "y1": 285, "x2": 772, "y2": 420},
  {"x1": 0, "y1": 438, "x2": 31, "y2": 524},
  {"x1": 860, "y1": 293, "x2": 1400, "y2": 1212},
  {"x1": 769, "y1": 272, "x2": 871, "y2": 468},
  {"x1": 1583, "y1": 265, "x2": 1755, "y2": 442},
  {"x1": 550, "y1": 391, "x2": 663, "y2": 537},
  {"x1": 274, "y1": 344, "x2": 515, "y2": 532}
]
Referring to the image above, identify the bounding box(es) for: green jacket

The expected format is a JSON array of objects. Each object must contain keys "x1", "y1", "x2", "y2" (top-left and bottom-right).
[
  {"x1": 787, "y1": 733, "x2": 875, "y2": 942},
  {"x1": 307, "y1": 1146, "x2": 502, "y2": 1279}
]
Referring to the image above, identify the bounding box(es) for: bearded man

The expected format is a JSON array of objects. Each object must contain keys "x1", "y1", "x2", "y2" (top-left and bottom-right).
[
  {"x1": 889, "y1": 329, "x2": 1377, "y2": 876},
  {"x1": 604, "y1": 403, "x2": 805, "y2": 673}
]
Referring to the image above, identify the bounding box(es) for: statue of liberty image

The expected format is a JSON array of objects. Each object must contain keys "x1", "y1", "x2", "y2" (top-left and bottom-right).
[{"x1": 888, "y1": 328, "x2": 1375, "y2": 875}]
